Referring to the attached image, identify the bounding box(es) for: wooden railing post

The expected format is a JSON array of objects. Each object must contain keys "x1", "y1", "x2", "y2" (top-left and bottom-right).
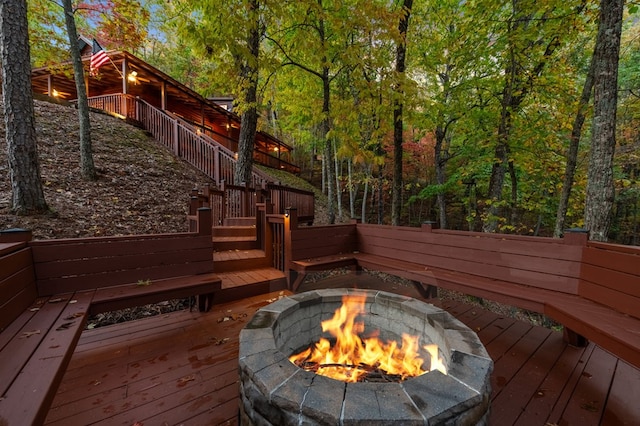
[
  {"x1": 283, "y1": 207, "x2": 298, "y2": 288},
  {"x1": 196, "y1": 207, "x2": 212, "y2": 236},
  {"x1": 421, "y1": 221, "x2": 438, "y2": 232},
  {"x1": 243, "y1": 182, "x2": 250, "y2": 217},
  {"x1": 264, "y1": 202, "x2": 274, "y2": 263},
  {"x1": 563, "y1": 228, "x2": 589, "y2": 245},
  {"x1": 172, "y1": 119, "x2": 179, "y2": 155}
]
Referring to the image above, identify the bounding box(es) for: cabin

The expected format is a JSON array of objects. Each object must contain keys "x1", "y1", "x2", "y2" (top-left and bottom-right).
[{"x1": 29, "y1": 39, "x2": 299, "y2": 176}]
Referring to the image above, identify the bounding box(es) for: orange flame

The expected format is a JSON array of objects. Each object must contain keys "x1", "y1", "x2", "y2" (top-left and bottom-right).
[{"x1": 289, "y1": 294, "x2": 447, "y2": 382}]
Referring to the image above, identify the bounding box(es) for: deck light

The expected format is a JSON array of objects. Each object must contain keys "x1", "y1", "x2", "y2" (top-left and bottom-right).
[{"x1": 128, "y1": 71, "x2": 138, "y2": 83}]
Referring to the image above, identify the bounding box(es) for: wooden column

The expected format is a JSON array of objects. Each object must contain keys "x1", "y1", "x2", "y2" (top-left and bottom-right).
[
  {"x1": 161, "y1": 81, "x2": 167, "y2": 110},
  {"x1": 121, "y1": 58, "x2": 129, "y2": 118},
  {"x1": 284, "y1": 207, "x2": 297, "y2": 289}
]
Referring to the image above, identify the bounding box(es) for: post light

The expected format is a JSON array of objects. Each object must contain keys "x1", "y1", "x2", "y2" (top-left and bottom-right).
[
  {"x1": 127, "y1": 71, "x2": 138, "y2": 84},
  {"x1": 52, "y1": 89, "x2": 60, "y2": 97}
]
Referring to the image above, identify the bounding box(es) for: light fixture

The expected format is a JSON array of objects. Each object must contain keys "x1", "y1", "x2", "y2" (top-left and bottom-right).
[
  {"x1": 127, "y1": 71, "x2": 138, "y2": 83},
  {"x1": 273, "y1": 147, "x2": 279, "y2": 152},
  {"x1": 52, "y1": 89, "x2": 60, "y2": 97}
]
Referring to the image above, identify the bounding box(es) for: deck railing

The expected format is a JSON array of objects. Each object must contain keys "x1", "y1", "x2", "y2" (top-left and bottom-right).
[
  {"x1": 87, "y1": 93, "x2": 137, "y2": 120},
  {"x1": 87, "y1": 94, "x2": 314, "y2": 223},
  {"x1": 189, "y1": 181, "x2": 314, "y2": 226}
]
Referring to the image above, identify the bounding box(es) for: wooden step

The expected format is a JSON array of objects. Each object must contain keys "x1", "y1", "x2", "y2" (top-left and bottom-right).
[
  {"x1": 223, "y1": 217, "x2": 256, "y2": 227},
  {"x1": 214, "y1": 249, "x2": 271, "y2": 273},
  {"x1": 213, "y1": 268, "x2": 287, "y2": 304},
  {"x1": 213, "y1": 226, "x2": 256, "y2": 238},
  {"x1": 212, "y1": 238, "x2": 258, "y2": 252}
]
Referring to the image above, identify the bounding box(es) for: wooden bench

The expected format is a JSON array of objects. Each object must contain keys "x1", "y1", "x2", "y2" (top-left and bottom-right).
[
  {"x1": 0, "y1": 241, "x2": 94, "y2": 425},
  {"x1": 284, "y1": 217, "x2": 640, "y2": 370},
  {"x1": 0, "y1": 209, "x2": 221, "y2": 424},
  {"x1": 30, "y1": 232, "x2": 221, "y2": 314},
  {"x1": 286, "y1": 222, "x2": 358, "y2": 291}
]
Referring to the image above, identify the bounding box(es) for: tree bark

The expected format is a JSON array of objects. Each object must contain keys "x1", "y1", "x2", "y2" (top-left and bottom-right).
[
  {"x1": 554, "y1": 58, "x2": 595, "y2": 237},
  {"x1": 391, "y1": 0, "x2": 413, "y2": 226},
  {"x1": 434, "y1": 125, "x2": 448, "y2": 229},
  {"x1": 584, "y1": 0, "x2": 624, "y2": 242},
  {"x1": 0, "y1": 0, "x2": 48, "y2": 214},
  {"x1": 234, "y1": 0, "x2": 260, "y2": 186},
  {"x1": 62, "y1": 0, "x2": 96, "y2": 180}
]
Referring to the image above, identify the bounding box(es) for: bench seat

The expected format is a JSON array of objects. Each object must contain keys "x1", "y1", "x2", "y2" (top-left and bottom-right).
[
  {"x1": 354, "y1": 253, "x2": 640, "y2": 368},
  {"x1": 287, "y1": 249, "x2": 640, "y2": 370},
  {"x1": 289, "y1": 255, "x2": 358, "y2": 291},
  {"x1": 0, "y1": 291, "x2": 94, "y2": 425},
  {"x1": 90, "y1": 272, "x2": 222, "y2": 315}
]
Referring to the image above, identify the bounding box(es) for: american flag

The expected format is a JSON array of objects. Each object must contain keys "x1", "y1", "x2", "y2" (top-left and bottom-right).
[{"x1": 90, "y1": 39, "x2": 109, "y2": 74}]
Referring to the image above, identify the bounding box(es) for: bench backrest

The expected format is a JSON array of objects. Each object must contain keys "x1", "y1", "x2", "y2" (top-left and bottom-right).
[
  {"x1": 0, "y1": 243, "x2": 37, "y2": 332},
  {"x1": 30, "y1": 233, "x2": 214, "y2": 296},
  {"x1": 580, "y1": 241, "x2": 640, "y2": 320},
  {"x1": 290, "y1": 224, "x2": 357, "y2": 261},
  {"x1": 356, "y1": 223, "x2": 584, "y2": 295}
]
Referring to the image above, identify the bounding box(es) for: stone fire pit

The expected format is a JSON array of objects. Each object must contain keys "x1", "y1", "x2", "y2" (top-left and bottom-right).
[{"x1": 239, "y1": 289, "x2": 493, "y2": 425}]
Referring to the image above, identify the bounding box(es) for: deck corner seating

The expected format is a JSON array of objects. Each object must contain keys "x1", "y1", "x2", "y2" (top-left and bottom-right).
[
  {"x1": 0, "y1": 207, "x2": 220, "y2": 425},
  {"x1": 283, "y1": 209, "x2": 640, "y2": 372}
]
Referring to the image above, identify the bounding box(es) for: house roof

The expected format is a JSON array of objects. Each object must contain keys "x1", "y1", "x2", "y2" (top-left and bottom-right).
[{"x1": 30, "y1": 50, "x2": 294, "y2": 155}]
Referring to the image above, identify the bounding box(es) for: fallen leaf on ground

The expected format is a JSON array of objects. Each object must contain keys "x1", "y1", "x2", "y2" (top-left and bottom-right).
[
  {"x1": 217, "y1": 313, "x2": 247, "y2": 322},
  {"x1": 48, "y1": 297, "x2": 67, "y2": 303},
  {"x1": 177, "y1": 374, "x2": 196, "y2": 387},
  {"x1": 56, "y1": 322, "x2": 74, "y2": 331},
  {"x1": 580, "y1": 401, "x2": 599, "y2": 412},
  {"x1": 214, "y1": 337, "x2": 230, "y2": 345},
  {"x1": 20, "y1": 330, "x2": 41, "y2": 338},
  {"x1": 64, "y1": 312, "x2": 84, "y2": 320}
]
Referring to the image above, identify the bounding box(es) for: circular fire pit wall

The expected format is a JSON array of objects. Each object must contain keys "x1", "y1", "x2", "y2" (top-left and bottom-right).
[{"x1": 239, "y1": 289, "x2": 493, "y2": 425}]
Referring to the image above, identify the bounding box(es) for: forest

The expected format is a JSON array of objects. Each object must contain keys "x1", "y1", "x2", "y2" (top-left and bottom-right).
[{"x1": 24, "y1": 0, "x2": 640, "y2": 244}]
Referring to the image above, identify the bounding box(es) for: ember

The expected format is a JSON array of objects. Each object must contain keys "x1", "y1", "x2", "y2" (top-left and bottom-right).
[{"x1": 289, "y1": 294, "x2": 446, "y2": 382}]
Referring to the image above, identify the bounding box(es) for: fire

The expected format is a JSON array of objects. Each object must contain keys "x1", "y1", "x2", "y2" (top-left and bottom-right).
[{"x1": 289, "y1": 294, "x2": 447, "y2": 382}]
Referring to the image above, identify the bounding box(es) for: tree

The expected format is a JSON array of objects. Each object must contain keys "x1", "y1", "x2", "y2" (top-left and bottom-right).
[
  {"x1": 234, "y1": 0, "x2": 260, "y2": 185},
  {"x1": 266, "y1": 0, "x2": 361, "y2": 224},
  {"x1": 62, "y1": 0, "x2": 96, "y2": 180},
  {"x1": 0, "y1": 0, "x2": 48, "y2": 214},
  {"x1": 169, "y1": 0, "x2": 272, "y2": 186},
  {"x1": 554, "y1": 59, "x2": 595, "y2": 237},
  {"x1": 391, "y1": 0, "x2": 413, "y2": 226},
  {"x1": 584, "y1": 0, "x2": 624, "y2": 241}
]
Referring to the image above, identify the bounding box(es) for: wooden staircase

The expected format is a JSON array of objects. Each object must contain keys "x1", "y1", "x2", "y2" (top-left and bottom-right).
[
  {"x1": 211, "y1": 222, "x2": 287, "y2": 304},
  {"x1": 212, "y1": 217, "x2": 257, "y2": 251}
]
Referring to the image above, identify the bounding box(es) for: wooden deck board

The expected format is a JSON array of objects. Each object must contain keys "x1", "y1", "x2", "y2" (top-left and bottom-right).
[{"x1": 45, "y1": 278, "x2": 640, "y2": 425}]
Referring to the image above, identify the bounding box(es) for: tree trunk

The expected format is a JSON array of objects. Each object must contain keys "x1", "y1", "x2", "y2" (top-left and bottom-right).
[
  {"x1": 0, "y1": 0, "x2": 48, "y2": 214},
  {"x1": 554, "y1": 58, "x2": 595, "y2": 237},
  {"x1": 434, "y1": 126, "x2": 448, "y2": 229},
  {"x1": 361, "y1": 164, "x2": 370, "y2": 224},
  {"x1": 334, "y1": 142, "x2": 342, "y2": 221},
  {"x1": 234, "y1": 0, "x2": 260, "y2": 186},
  {"x1": 391, "y1": 0, "x2": 413, "y2": 226},
  {"x1": 378, "y1": 171, "x2": 384, "y2": 224},
  {"x1": 348, "y1": 158, "x2": 355, "y2": 218},
  {"x1": 62, "y1": 0, "x2": 96, "y2": 180},
  {"x1": 584, "y1": 0, "x2": 624, "y2": 242}
]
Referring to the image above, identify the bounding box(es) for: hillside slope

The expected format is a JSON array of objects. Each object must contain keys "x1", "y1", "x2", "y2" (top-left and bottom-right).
[{"x1": 0, "y1": 100, "x2": 328, "y2": 239}]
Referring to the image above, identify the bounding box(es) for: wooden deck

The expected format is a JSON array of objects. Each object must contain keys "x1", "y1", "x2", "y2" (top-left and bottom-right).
[{"x1": 45, "y1": 272, "x2": 640, "y2": 425}]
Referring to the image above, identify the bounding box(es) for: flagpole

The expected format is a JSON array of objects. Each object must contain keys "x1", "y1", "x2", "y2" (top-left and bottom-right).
[{"x1": 108, "y1": 54, "x2": 124, "y2": 79}]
